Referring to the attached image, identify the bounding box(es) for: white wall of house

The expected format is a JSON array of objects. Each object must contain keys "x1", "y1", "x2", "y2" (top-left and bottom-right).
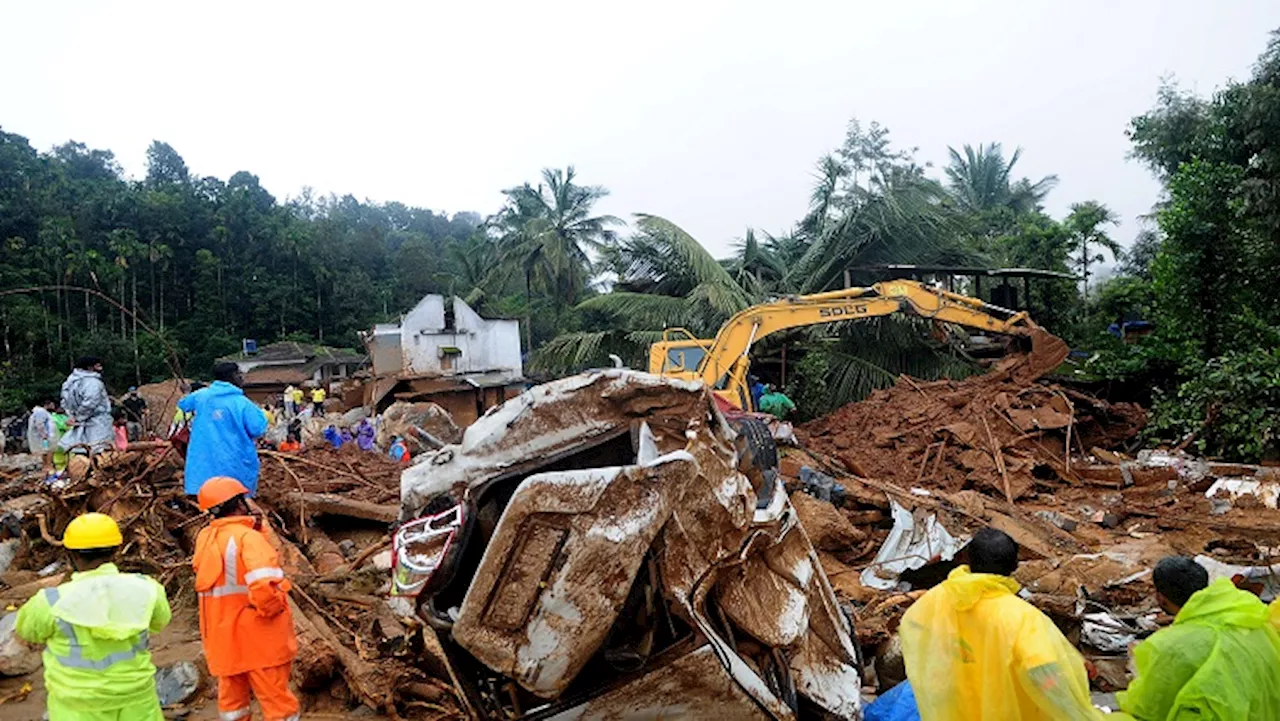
[{"x1": 386, "y1": 295, "x2": 522, "y2": 380}]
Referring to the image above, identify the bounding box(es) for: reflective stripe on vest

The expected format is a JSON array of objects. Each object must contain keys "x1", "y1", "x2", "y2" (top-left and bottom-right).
[
  {"x1": 43, "y1": 588, "x2": 149, "y2": 670},
  {"x1": 198, "y1": 535, "x2": 285, "y2": 598},
  {"x1": 200, "y1": 535, "x2": 249, "y2": 598}
]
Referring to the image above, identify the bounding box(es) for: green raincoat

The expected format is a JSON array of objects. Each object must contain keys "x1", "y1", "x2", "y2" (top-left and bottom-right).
[
  {"x1": 16, "y1": 563, "x2": 171, "y2": 720},
  {"x1": 1117, "y1": 578, "x2": 1280, "y2": 720}
]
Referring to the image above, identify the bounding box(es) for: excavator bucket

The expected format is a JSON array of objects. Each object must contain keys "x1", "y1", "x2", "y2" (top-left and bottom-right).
[{"x1": 1018, "y1": 326, "x2": 1071, "y2": 382}]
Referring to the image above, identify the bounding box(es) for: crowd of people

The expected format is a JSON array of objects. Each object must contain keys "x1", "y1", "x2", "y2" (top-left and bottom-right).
[
  {"x1": 4, "y1": 358, "x2": 411, "y2": 488},
  {"x1": 8, "y1": 360, "x2": 344, "y2": 719}
]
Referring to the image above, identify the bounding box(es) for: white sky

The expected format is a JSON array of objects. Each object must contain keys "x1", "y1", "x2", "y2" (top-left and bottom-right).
[{"x1": 3, "y1": 1, "x2": 1278, "y2": 258}]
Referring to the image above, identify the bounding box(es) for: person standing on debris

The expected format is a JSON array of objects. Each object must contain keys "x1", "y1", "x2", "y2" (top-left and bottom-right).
[
  {"x1": 354, "y1": 417, "x2": 375, "y2": 451},
  {"x1": 899, "y1": 527, "x2": 1100, "y2": 720},
  {"x1": 27, "y1": 399, "x2": 55, "y2": 473},
  {"x1": 120, "y1": 387, "x2": 147, "y2": 441},
  {"x1": 290, "y1": 385, "x2": 304, "y2": 416},
  {"x1": 16, "y1": 512, "x2": 171, "y2": 721},
  {"x1": 757, "y1": 384, "x2": 797, "y2": 419},
  {"x1": 112, "y1": 410, "x2": 129, "y2": 451},
  {"x1": 51, "y1": 405, "x2": 70, "y2": 471},
  {"x1": 1116, "y1": 556, "x2": 1280, "y2": 720},
  {"x1": 309, "y1": 384, "x2": 326, "y2": 415},
  {"x1": 59, "y1": 356, "x2": 114, "y2": 455},
  {"x1": 194, "y1": 477, "x2": 299, "y2": 721},
  {"x1": 179, "y1": 363, "x2": 268, "y2": 496},
  {"x1": 282, "y1": 385, "x2": 297, "y2": 417}
]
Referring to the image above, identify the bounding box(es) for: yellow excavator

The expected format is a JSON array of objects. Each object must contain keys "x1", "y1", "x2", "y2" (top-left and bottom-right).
[{"x1": 648, "y1": 279, "x2": 1067, "y2": 412}]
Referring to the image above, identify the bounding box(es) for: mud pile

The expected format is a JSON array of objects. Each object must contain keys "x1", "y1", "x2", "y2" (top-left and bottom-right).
[
  {"x1": 787, "y1": 340, "x2": 1280, "y2": 695},
  {"x1": 801, "y1": 349, "x2": 1145, "y2": 501}
]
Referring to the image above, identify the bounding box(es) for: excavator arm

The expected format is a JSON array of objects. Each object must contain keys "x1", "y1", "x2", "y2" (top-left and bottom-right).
[{"x1": 650, "y1": 279, "x2": 1065, "y2": 411}]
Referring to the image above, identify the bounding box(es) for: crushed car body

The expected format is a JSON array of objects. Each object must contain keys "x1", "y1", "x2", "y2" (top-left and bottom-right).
[{"x1": 398, "y1": 369, "x2": 864, "y2": 719}]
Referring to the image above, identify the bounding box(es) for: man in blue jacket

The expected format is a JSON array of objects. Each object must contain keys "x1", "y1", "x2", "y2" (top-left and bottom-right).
[{"x1": 178, "y1": 363, "x2": 268, "y2": 496}]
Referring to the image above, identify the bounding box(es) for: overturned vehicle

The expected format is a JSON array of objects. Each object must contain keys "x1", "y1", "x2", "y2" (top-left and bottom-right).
[{"x1": 395, "y1": 370, "x2": 863, "y2": 719}]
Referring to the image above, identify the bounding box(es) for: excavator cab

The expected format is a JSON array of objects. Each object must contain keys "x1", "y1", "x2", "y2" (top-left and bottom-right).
[
  {"x1": 649, "y1": 329, "x2": 756, "y2": 411},
  {"x1": 648, "y1": 329, "x2": 711, "y2": 378}
]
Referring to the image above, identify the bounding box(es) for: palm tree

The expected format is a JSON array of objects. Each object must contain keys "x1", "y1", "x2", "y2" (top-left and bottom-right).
[
  {"x1": 534, "y1": 215, "x2": 749, "y2": 372},
  {"x1": 489, "y1": 167, "x2": 621, "y2": 310},
  {"x1": 944, "y1": 143, "x2": 1058, "y2": 214},
  {"x1": 438, "y1": 234, "x2": 497, "y2": 304},
  {"x1": 786, "y1": 163, "x2": 972, "y2": 293},
  {"x1": 1065, "y1": 200, "x2": 1122, "y2": 296},
  {"x1": 726, "y1": 229, "x2": 787, "y2": 296}
]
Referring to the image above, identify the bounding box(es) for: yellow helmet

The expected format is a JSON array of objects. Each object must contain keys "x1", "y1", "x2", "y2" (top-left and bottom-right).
[{"x1": 63, "y1": 513, "x2": 123, "y2": 550}]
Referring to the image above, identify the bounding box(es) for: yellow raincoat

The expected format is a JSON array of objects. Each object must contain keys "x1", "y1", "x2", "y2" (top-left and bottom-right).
[
  {"x1": 16, "y1": 563, "x2": 170, "y2": 720},
  {"x1": 900, "y1": 566, "x2": 1100, "y2": 720},
  {"x1": 1116, "y1": 578, "x2": 1280, "y2": 720}
]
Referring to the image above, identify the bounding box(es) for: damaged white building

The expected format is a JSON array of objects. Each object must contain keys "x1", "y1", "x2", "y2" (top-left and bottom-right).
[{"x1": 362, "y1": 295, "x2": 525, "y2": 424}]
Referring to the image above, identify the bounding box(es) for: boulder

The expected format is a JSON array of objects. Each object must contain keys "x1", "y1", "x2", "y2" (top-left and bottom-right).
[
  {"x1": 377, "y1": 402, "x2": 461, "y2": 452},
  {"x1": 0, "y1": 612, "x2": 41, "y2": 676},
  {"x1": 790, "y1": 491, "x2": 866, "y2": 551},
  {"x1": 155, "y1": 660, "x2": 202, "y2": 706}
]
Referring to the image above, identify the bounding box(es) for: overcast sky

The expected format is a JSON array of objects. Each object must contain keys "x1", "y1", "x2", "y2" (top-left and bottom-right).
[{"x1": 3, "y1": 1, "x2": 1278, "y2": 258}]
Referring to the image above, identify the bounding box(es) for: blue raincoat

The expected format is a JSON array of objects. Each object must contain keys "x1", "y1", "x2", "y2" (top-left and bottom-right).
[{"x1": 178, "y1": 381, "x2": 267, "y2": 495}]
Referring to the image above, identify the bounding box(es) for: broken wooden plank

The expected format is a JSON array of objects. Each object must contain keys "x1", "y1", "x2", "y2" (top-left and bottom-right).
[{"x1": 980, "y1": 411, "x2": 1013, "y2": 504}]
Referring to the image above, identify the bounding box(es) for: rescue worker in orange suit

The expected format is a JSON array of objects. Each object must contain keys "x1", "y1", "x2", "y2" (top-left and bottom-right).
[{"x1": 194, "y1": 477, "x2": 299, "y2": 721}]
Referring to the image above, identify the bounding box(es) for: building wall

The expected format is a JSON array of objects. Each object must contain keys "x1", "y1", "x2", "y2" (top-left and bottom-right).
[
  {"x1": 369, "y1": 324, "x2": 402, "y2": 376},
  {"x1": 398, "y1": 296, "x2": 523, "y2": 379},
  {"x1": 454, "y1": 297, "x2": 523, "y2": 377}
]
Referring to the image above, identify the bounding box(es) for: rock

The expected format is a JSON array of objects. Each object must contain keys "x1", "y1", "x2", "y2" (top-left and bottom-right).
[
  {"x1": 1034, "y1": 510, "x2": 1078, "y2": 532},
  {"x1": 0, "y1": 539, "x2": 20, "y2": 577},
  {"x1": 799, "y1": 466, "x2": 847, "y2": 507},
  {"x1": 338, "y1": 539, "x2": 357, "y2": 558},
  {"x1": 377, "y1": 401, "x2": 462, "y2": 453},
  {"x1": 1100, "y1": 512, "x2": 1122, "y2": 529},
  {"x1": 0, "y1": 455, "x2": 41, "y2": 475},
  {"x1": 0, "y1": 611, "x2": 42, "y2": 676},
  {"x1": 873, "y1": 634, "x2": 906, "y2": 688},
  {"x1": 155, "y1": 660, "x2": 202, "y2": 706},
  {"x1": 819, "y1": 552, "x2": 877, "y2": 604},
  {"x1": 341, "y1": 406, "x2": 369, "y2": 427},
  {"x1": 791, "y1": 491, "x2": 866, "y2": 551}
]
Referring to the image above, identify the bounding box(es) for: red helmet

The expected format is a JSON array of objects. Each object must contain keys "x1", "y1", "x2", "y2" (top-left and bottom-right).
[{"x1": 198, "y1": 477, "x2": 250, "y2": 512}]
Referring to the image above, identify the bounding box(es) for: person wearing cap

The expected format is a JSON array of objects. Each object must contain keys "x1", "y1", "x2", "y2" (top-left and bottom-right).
[
  {"x1": 120, "y1": 387, "x2": 147, "y2": 441},
  {"x1": 194, "y1": 477, "x2": 299, "y2": 721},
  {"x1": 59, "y1": 356, "x2": 113, "y2": 454},
  {"x1": 15, "y1": 513, "x2": 171, "y2": 720}
]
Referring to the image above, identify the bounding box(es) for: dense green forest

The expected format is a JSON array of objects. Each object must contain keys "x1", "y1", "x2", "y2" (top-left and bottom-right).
[{"x1": 3, "y1": 30, "x2": 1279, "y2": 459}]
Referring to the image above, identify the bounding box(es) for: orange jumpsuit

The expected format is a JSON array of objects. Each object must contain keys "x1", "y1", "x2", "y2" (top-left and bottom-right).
[{"x1": 194, "y1": 516, "x2": 299, "y2": 721}]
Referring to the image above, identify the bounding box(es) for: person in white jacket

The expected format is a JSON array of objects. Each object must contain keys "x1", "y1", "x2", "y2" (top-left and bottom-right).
[
  {"x1": 27, "y1": 400, "x2": 55, "y2": 472},
  {"x1": 59, "y1": 356, "x2": 114, "y2": 455}
]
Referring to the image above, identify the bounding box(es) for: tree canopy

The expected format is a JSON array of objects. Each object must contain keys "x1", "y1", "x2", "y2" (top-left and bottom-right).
[{"x1": 9, "y1": 27, "x2": 1280, "y2": 457}]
